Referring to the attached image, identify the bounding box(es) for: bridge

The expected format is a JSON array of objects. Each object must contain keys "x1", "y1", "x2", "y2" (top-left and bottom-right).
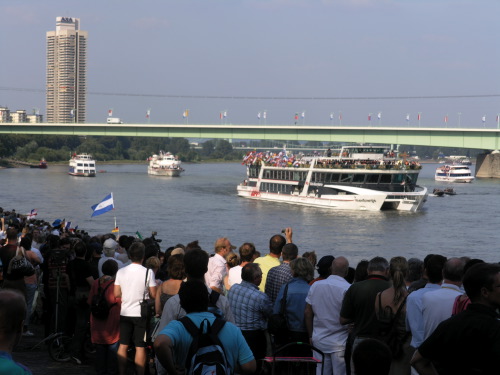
[{"x1": 1, "y1": 122, "x2": 500, "y2": 150}]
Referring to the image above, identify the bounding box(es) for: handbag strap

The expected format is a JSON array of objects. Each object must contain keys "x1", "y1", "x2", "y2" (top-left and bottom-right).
[
  {"x1": 142, "y1": 267, "x2": 150, "y2": 301},
  {"x1": 279, "y1": 282, "x2": 289, "y2": 315}
]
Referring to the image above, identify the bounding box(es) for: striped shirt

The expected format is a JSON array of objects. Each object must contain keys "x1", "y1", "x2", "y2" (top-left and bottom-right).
[{"x1": 228, "y1": 280, "x2": 273, "y2": 331}]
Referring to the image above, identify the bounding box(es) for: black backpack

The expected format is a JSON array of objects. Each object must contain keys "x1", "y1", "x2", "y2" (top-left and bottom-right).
[
  {"x1": 179, "y1": 317, "x2": 230, "y2": 375},
  {"x1": 90, "y1": 279, "x2": 116, "y2": 320}
]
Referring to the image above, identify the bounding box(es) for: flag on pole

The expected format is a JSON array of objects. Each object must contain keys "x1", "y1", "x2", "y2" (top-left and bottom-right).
[
  {"x1": 301, "y1": 111, "x2": 305, "y2": 119},
  {"x1": 482, "y1": 116, "x2": 486, "y2": 123},
  {"x1": 108, "y1": 109, "x2": 113, "y2": 117},
  {"x1": 444, "y1": 115, "x2": 448, "y2": 123},
  {"x1": 417, "y1": 113, "x2": 421, "y2": 121},
  {"x1": 406, "y1": 114, "x2": 410, "y2": 122},
  {"x1": 377, "y1": 112, "x2": 382, "y2": 120},
  {"x1": 257, "y1": 112, "x2": 261, "y2": 119},
  {"x1": 27, "y1": 209, "x2": 37, "y2": 219},
  {"x1": 263, "y1": 111, "x2": 267, "y2": 119},
  {"x1": 91, "y1": 193, "x2": 115, "y2": 217},
  {"x1": 368, "y1": 114, "x2": 371, "y2": 121},
  {"x1": 146, "y1": 109, "x2": 151, "y2": 119},
  {"x1": 65, "y1": 221, "x2": 72, "y2": 230},
  {"x1": 294, "y1": 113, "x2": 299, "y2": 121},
  {"x1": 339, "y1": 113, "x2": 342, "y2": 121},
  {"x1": 70, "y1": 109, "x2": 75, "y2": 118},
  {"x1": 330, "y1": 113, "x2": 334, "y2": 120},
  {"x1": 183, "y1": 109, "x2": 189, "y2": 118},
  {"x1": 223, "y1": 111, "x2": 227, "y2": 118},
  {"x1": 135, "y1": 231, "x2": 143, "y2": 240},
  {"x1": 220, "y1": 112, "x2": 223, "y2": 119}
]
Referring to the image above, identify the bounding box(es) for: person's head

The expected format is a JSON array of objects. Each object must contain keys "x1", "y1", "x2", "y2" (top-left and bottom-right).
[
  {"x1": 241, "y1": 263, "x2": 263, "y2": 286},
  {"x1": 145, "y1": 256, "x2": 161, "y2": 273},
  {"x1": 302, "y1": 251, "x2": 317, "y2": 268},
  {"x1": 238, "y1": 242, "x2": 256, "y2": 263},
  {"x1": 0, "y1": 290, "x2": 26, "y2": 350},
  {"x1": 426, "y1": 254, "x2": 447, "y2": 283},
  {"x1": 73, "y1": 240, "x2": 87, "y2": 258},
  {"x1": 118, "y1": 235, "x2": 134, "y2": 252},
  {"x1": 290, "y1": 257, "x2": 314, "y2": 282},
  {"x1": 102, "y1": 259, "x2": 119, "y2": 277},
  {"x1": 179, "y1": 280, "x2": 209, "y2": 313},
  {"x1": 406, "y1": 258, "x2": 424, "y2": 283},
  {"x1": 214, "y1": 237, "x2": 234, "y2": 257},
  {"x1": 269, "y1": 234, "x2": 286, "y2": 256},
  {"x1": 103, "y1": 238, "x2": 118, "y2": 257},
  {"x1": 354, "y1": 260, "x2": 369, "y2": 282},
  {"x1": 317, "y1": 255, "x2": 335, "y2": 278},
  {"x1": 128, "y1": 242, "x2": 145, "y2": 263},
  {"x1": 20, "y1": 236, "x2": 32, "y2": 251},
  {"x1": 443, "y1": 257, "x2": 466, "y2": 283},
  {"x1": 167, "y1": 254, "x2": 186, "y2": 280},
  {"x1": 183, "y1": 248, "x2": 209, "y2": 279},
  {"x1": 463, "y1": 263, "x2": 500, "y2": 306},
  {"x1": 352, "y1": 338, "x2": 392, "y2": 375},
  {"x1": 6, "y1": 227, "x2": 18, "y2": 242},
  {"x1": 389, "y1": 256, "x2": 408, "y2": 303},
  {"x1": 225, "y1": 252, "x2": 239, "y2": 268},
  {"x1": 331, "y1": 256, "x2": 349, "y2": 278},
  {"x1": 281, "y1": 243, "x2": 299, "y2": 262},
  {"x1": 367, "y1": 256, "x2": 389, "y2": 275}
]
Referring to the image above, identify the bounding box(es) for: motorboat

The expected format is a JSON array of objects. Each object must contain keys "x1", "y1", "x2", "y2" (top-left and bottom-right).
[
  {"x1": 30, "y1": 159, "x2": 47, "y2": 169},
  {"x1": 237, "y1": 146, "x2": 428, "y2": 212},
  {"x1": 147, "y1": 151, "x2": 184, "y2": 177},
  {"x1": 68, "y1": 153, "x2": 96, "y2": 177},
  {"x1": 435, "y1": 165, "x2": 474, "y2": 183}
]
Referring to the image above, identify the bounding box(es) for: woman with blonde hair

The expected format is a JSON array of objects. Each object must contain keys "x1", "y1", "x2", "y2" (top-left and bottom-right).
[{"x1": 374, "y1": 256, "x2": 411, "y2": 375}]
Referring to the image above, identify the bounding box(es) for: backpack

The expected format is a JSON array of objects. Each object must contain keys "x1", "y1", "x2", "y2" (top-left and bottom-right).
[
  {"x1": 179, "y1": 317, "x2": 230, "y2": 375},
  {"x1": 91, "y1": 279, "x2": 116, "y2": 320}
]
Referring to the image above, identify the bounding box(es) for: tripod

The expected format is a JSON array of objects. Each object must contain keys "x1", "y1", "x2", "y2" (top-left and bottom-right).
[{"x1": 30, "y1": 253, "x2": 71, "y2": 362}]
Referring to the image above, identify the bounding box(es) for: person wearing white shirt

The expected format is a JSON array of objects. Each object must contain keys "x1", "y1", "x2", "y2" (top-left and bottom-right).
[
  {"x1": 305, "y1": 257, "x2": 351, "y2": 375},
  {"x1": 228, "y1": 242, "x2": 257, "y2": 287},
  {"x1": 204, "y1": 237, "x2": 234, "y2": 293},
  {"x1": 421, "y1": 257, "x2": 465, "y2": 340}
]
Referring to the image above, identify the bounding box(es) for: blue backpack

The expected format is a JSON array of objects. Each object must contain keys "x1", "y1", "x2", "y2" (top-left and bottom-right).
[{"x1": 179, "y1": 317, "x2": 230, "y2": 375}]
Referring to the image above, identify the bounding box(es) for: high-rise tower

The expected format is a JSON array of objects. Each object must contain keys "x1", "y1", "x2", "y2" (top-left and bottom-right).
[{"x1": 46, "y1": 17, "x2": 87, "y2": 123}]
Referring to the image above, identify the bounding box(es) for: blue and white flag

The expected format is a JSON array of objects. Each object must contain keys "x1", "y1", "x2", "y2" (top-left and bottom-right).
[{"x1": 91, "y1": 193, "x2": 114, "y2": 217}]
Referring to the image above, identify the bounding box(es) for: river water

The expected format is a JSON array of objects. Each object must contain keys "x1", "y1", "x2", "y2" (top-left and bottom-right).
[{"x1": 1, "y1": 162, "x2": 500, "y2": 265}]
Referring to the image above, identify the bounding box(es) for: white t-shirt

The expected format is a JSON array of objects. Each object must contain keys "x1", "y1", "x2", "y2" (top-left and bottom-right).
[
  {"x1": 115, "y1": 263, "x2": 156, "y2": 317},
  {"x1": 305, "y1": 275, "x2": 351, "y2": 353},
  {"x1": 204, "y1": 253, "x2": 227, "y2": 291},
  {"x1": 228, "y1": 265, "x2": 242, "y2": 286}
]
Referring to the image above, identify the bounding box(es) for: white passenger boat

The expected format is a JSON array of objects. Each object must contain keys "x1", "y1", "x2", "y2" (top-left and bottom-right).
[
  {"x1": 68, "y1": 153, "x2": 96, "y2": 177},
  {"x1": 237, "y1": 146, "x2": 428, "y2": 212},
  {"x1": 147, "y1": 151, "x2": 183, "y2": 177},
  {"x1": 435, "y1": 164, "x2": 474, "y2": 183}
]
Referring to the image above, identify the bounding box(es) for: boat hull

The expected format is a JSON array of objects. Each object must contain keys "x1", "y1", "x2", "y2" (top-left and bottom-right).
[
  {"x1": 435, "y1": 176, "x2": 474, "y2": 183},
  {"x1": 68, "y1": 171, "x2": 96, "y2": 177},
  {"x1": 148, "y1": 167, "x2": 183, "y2": 177},
  {"x1": 237, "y1": 185, "x2": 427, "y2": 212}
]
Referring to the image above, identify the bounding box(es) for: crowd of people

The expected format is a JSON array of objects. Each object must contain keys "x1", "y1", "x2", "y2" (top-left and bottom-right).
[{"x1": 1, "y1": 207, "x2": 500, "y2": 375}]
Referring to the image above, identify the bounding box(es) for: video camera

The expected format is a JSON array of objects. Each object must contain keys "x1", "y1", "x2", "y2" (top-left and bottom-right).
[{"x1": 151, "y1": 231, "x2": 162, "y2": 244}]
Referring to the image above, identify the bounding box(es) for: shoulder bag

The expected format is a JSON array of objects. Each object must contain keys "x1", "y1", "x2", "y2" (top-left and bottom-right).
[
  {"x1": 140, "y1": 267, "x2": 155, "y2": 320},
  {"x1": 268, "y1": 283, "x2": 289, "y2": 337},
  {"x1": 7, "y1": 246, "x2": 35, "y2": 277}
]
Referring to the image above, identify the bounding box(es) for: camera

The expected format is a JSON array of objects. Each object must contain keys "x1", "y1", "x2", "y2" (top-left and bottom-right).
[
  {"x1": 151, "y1": 231, "x2": 162, "y2": 243},
  {"x1": 281, "y1": 229, "x2": 286, "y2": 234}
]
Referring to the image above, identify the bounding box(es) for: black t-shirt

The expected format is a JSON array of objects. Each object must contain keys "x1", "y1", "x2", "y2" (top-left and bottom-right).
[{"x1": 68, "y1": 257, "x2": 93, "y2": 294}]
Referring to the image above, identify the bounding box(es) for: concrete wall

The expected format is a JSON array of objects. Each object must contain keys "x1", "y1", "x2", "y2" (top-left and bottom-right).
[{"x1": 475, "y1": 152, "x2": 500, "y2": 178}]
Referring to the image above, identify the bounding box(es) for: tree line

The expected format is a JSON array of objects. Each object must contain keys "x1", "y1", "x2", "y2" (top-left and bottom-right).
[{"x1": 0, "y1": 135, "x2": 243, "y2": 164}]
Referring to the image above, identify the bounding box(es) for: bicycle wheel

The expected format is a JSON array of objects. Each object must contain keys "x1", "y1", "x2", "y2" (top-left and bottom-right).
[{"x1": 48, "y1": 334, "x2": 71, "y2": 362}]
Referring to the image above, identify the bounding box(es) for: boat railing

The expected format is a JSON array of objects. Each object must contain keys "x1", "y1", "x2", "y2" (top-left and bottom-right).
[{"x1": 246, "y1": 160, "x2": 421, "y2": 171}]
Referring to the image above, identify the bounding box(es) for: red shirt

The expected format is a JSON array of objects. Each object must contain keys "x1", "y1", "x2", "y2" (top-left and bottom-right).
[{"x1": 87, "y1": 277, "x2": 121, "y2": 344}]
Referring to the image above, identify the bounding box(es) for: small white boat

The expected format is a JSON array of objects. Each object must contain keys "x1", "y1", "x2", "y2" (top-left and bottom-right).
[
  {"x1": 68, "y1": 153, "x2": 96, "y2": 177},
  {"x1": 148, "y1": 151, "x2": 184, "y2": 177},
  {"x1": 435, "y1": 164, "x2": 474, "y2": 183}
]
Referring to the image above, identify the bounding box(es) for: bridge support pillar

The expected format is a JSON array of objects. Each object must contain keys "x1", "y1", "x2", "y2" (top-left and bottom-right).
[{"x1": 475, "y1": 152, "x2": 500, "y2": 178}]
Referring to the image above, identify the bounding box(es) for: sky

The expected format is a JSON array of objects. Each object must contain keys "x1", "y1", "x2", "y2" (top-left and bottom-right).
[{"x1": 1, "y1": 0, "x2": 499, "y2": 128}]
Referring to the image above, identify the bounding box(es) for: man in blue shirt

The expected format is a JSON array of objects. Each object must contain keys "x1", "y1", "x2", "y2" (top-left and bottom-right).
[
  {"x1": 155, "y1": 280, "x2": 255, "y2": 375},
  {"x1": 0, "y1": 290, "x2": 32, "y2": 374},
  {"x1": 228, "y1": 263, "x2": 273, "y2": 372}
]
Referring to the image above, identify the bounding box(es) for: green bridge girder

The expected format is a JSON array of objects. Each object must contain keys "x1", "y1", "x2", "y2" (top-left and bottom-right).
[{"x1": 1, "y1": 123, "x2": 500, "y2": 150}]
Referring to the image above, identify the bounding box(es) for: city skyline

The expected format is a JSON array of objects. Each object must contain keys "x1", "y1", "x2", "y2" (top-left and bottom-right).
[{"x1": 0, "y1": 1, "x2": 499, "y2": 127}]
